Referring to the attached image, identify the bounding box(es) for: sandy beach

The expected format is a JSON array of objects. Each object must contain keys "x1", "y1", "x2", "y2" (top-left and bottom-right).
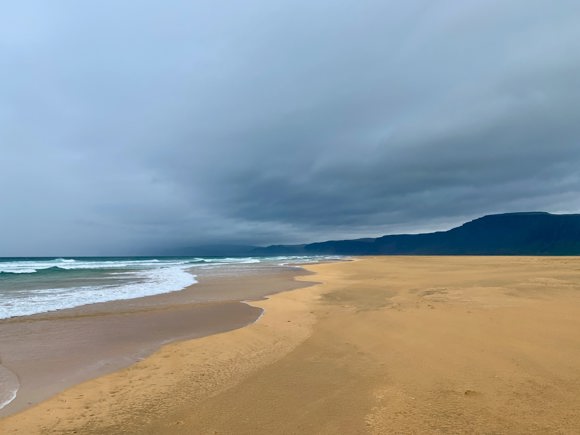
[
  {"x1": 0, "y1": 264, "x2": 313, "y2": 417},
  {"x1": 3, "y1": 256, "x2": 580, "y2": 433}
]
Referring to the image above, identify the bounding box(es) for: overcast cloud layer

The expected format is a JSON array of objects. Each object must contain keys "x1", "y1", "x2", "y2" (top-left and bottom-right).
[{"x1": 2, "y1": 1, "x2": 580, "y2": 255}]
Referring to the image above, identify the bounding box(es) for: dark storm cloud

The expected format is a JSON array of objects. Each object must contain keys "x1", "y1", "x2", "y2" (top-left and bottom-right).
[{"x1": 2, "y1": 0, "x2": 580, "y2": 255}]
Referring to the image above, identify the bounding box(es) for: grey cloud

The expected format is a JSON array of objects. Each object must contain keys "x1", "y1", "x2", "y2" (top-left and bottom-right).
[{"x1": 1, "y1": 1, "x2": 580, "y2": 255}]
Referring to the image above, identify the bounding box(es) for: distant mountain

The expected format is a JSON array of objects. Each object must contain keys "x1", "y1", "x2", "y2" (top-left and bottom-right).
[{"x1": 253, "y1": 212, "x2": 580, "y2": 256}]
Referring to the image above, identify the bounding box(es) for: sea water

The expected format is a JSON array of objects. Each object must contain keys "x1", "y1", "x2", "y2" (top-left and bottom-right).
[{"x1": 0, "y1": 256, "x2": 337, "y2": 320}]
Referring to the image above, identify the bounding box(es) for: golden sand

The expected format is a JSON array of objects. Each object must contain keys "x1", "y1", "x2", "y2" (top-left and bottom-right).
[{"x1": 3, "y1": 256, "x2": 580, "y2": 433}]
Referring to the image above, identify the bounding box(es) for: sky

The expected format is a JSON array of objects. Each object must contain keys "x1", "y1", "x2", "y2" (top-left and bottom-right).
[{"x1": 2, "y1": 1, "x2": 580, "y2": 256}]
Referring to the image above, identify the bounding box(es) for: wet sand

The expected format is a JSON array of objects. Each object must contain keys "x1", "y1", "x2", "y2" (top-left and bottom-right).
[
  {"x1": 3, "y1": 256, "x2": 580, "y2": 433},
  {"x1": 0, "y1": 264, "x2": 313, "y2": 417}
]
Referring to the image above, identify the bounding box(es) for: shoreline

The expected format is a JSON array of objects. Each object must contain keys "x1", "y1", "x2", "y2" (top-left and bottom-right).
[
  {"x1": 4, "y1": 256, "x2": 580, "y2": 433},
  {"x1": 0, "y1": 264, "x2": 316, "y2": 417}
]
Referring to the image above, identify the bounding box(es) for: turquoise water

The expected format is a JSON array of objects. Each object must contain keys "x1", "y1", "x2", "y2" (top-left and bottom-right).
[{"x1": 0, "y1": 256, "x2": 337, "y2": 319}]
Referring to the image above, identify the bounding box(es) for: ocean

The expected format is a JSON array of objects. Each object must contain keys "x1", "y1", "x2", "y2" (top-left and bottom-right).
[{"x1": 0, "y1": 256, "x2": 337, "y2": 320}]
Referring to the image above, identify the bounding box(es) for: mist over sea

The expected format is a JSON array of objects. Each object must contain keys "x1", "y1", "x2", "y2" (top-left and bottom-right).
[{"x1": 0, "y1": 256, "x2": 338, "y2": 319}]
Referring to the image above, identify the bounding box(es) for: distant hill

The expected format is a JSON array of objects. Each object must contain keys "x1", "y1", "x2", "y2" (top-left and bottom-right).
[{"x1": 253, "y1": 212, "x2": 580, "y2": 256}]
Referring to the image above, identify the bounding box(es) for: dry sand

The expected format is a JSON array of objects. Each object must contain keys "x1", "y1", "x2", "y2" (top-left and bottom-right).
[{"x1": 3, "y1": 256, "x2": 580, "y2": 433}]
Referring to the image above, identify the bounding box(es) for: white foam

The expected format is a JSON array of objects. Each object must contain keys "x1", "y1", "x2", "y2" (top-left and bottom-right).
[
  {"x1": 0, "y1": 364, "x2": 19, "y2": 411},
  {"x1": 0, "y1": 258, "x2": 192, "y2": 274},
  {"x1": 0, "y1": 266, "x2": 197, "y2": 319},
  {"x1": 54, "y1": 258, "x2": 76, "y2": 263},
  {"x1": 0, "y1": 268, "x2": 39, "y2": 274}
]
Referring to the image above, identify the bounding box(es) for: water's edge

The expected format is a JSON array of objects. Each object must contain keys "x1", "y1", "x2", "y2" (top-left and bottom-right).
[
  {"x1": 0, "y1": 262, "x2": 323, "y2": 417},
  {"x1": 0, "y1": 363, "x2": 19, "y2": 411}
]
